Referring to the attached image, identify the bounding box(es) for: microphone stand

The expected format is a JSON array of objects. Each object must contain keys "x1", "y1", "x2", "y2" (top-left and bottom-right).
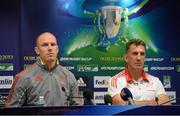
[
  {"x1": 61, "y1": 87, "x2": 83, "y2": 106},
  {"x1": 61, "y1": 87, "x2": 70, "y2": 106},
  {"x1": 159, "y1": 98, "x2": 176, "y2": 105}
]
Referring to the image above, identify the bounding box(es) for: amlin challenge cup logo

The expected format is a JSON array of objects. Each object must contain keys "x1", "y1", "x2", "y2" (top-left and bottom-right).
[{"x1": 0, "y1": 76, "x2": 13, "y2": 89}]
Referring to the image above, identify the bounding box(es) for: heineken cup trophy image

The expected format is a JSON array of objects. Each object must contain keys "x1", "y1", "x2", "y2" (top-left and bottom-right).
[
  {"x1": 96, "y1": 6, "x2": 128, "y2": 50},
  {"x1": 58, "y1": 0, "x2": 150, "y2": 53},
  {"x1": 101, "y1": 6, "x2": 122, "y2": 39}
]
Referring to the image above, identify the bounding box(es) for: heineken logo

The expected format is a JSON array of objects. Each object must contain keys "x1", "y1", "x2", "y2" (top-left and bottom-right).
[{"x1": 0, "y1": 63, "x2": 13, "y2": 71}]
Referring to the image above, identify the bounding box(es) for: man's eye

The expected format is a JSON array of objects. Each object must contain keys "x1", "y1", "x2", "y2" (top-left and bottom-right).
[
  {"x1": 133, "y1": 52, "x2": 138, "y2": 55},
  {"x1": 51, "y1": 43, "x2": 56, "y2": 46},
  {"x1": 42, "y1": 43, "x2": 48, "y2": 46},
  {"x1": 141, "y1": 53, "x2": 145, "y2": 56}
]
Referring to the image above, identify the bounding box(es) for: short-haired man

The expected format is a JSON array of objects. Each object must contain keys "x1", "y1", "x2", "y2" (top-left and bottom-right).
[
  {"x1": 108, "y1": 39, "x2": 171, "y2": 105},
  {"x1": 6, "y1": 32, "x2": 81, "y2": 107}
]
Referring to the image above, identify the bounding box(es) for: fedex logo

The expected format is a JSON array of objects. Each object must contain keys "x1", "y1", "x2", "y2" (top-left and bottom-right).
[
  {"x1": 95, "y1": 80, "x2": 108, "y2": 85},
  {"x1": 94, "y1": 76, "x2": 111, "y2": 88}
]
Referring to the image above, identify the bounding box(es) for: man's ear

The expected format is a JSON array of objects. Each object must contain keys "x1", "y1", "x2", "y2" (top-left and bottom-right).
[
  {"x1": 34, "y1": 46, "x2": 40, "y2": 55},
  {"x1": 124, "y1": 54, "x2": 128, "y2": 62}
]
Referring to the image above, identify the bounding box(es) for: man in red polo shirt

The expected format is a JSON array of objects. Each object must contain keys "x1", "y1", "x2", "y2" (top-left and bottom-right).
[{"x1": 108, "y1": 39, "x2": 171, "y2": 105}]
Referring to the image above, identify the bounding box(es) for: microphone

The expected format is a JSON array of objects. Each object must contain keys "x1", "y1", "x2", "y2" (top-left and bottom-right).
[
  {"x1": 155, "y1": 97, "x2": 159, "y2": 105},
  {"x1": 61, "y1": 87, "x2": 83, "y2": 106},
  {"x1": 61, "y1": 87, "x2": 71, "y2": 106},
  {"x1": 104, "y1": 94, "x2": 112, "y2": 105},
  {"x1": 61, "y1": 87, "x2": 68, "y2": 99},
  {"x1": 83, "y1": 90, "x2": 96, "y2": 105},
  {"x1": 120, "y1": 88, "x2": 135, "y2": 105}
]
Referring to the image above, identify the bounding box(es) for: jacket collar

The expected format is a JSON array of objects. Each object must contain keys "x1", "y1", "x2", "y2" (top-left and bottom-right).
[{"x1": 37, "y1": 57, "x2": 59, "y2": 71}]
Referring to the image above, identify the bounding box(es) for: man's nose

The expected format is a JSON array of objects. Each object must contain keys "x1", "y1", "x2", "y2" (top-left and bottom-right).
[
  {"x1": 137, "y1": 53, "x2": 141, "y2": 60},
  {"x1": 48, "y1": 44, "x2": 53, "y2": 50}
]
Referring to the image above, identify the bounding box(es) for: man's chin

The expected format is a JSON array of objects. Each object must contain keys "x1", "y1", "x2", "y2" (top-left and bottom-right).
[
  {"x1": 46, "y1": 58, "x2": 56, "y2": 62},
  {"x1": 134, "y1": 66, "x2": 143, "y2": 70}
]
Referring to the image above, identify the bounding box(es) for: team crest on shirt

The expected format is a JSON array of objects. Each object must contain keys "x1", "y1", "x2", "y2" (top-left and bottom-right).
[{"x1": 35, "y1": 75, "x2": 43, "y2": 81}]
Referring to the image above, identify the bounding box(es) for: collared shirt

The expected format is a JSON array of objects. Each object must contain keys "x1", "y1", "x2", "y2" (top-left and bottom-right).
[{"x1": 108, "y1": 67, "x2": 166, "y2": 101}]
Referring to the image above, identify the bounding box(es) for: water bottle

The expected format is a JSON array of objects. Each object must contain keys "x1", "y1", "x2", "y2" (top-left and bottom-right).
[{"x1": 36, "y1": 96, "x2": 46, "y2": 107}]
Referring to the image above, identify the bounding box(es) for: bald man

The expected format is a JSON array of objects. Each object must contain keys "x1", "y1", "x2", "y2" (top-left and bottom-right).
[{"x1": 6, "y1": 32, "x2": 81, "y2": 107}]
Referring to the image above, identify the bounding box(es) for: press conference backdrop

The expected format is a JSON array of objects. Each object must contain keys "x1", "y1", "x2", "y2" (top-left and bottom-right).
[{"x1": 0, "y1": 0, "x2": 179, "y2": 106}]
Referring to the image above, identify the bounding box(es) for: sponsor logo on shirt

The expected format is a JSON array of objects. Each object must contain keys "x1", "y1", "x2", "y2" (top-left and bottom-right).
[{"x1": 35, "y1": 75, "x2": 43, "y2": 81}]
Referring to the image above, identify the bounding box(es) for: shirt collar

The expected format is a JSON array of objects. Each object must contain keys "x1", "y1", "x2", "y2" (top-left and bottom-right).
[
  {"x1": 37, "y1": 57, "x2": 59, "y2": 71},
  {"x1": 124, "y1": 67, "x2": 149, "y2": 83}
]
